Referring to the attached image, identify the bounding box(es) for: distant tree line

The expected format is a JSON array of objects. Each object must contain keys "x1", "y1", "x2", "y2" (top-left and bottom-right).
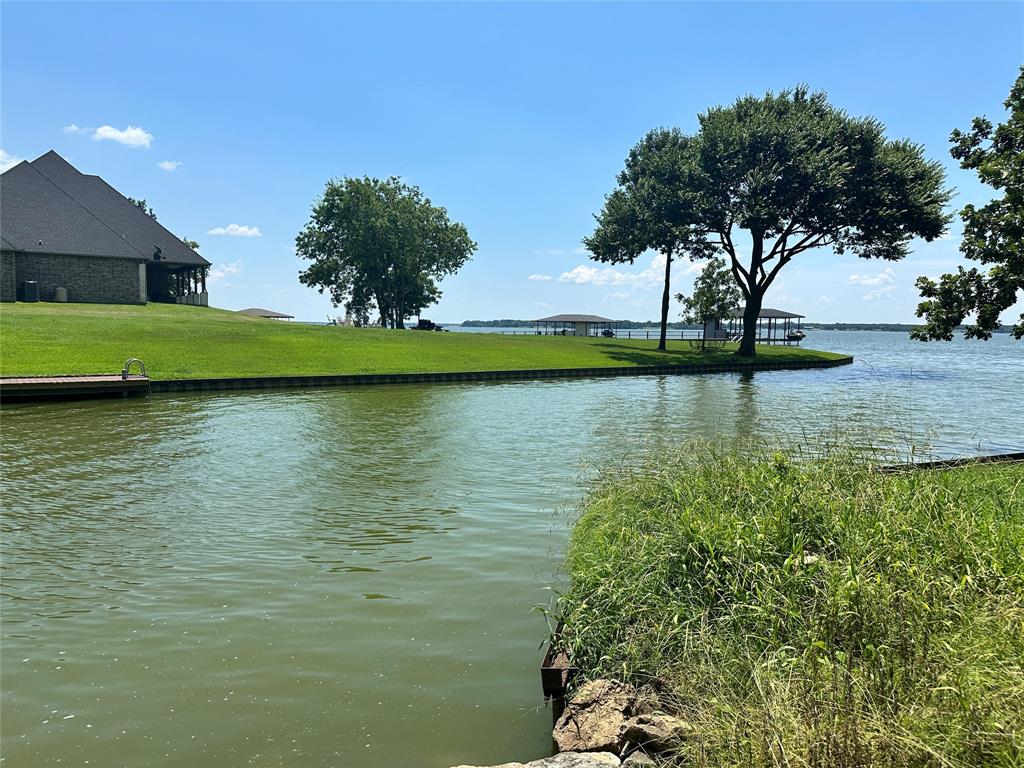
[{"x1": 459, "y1": 319, "x2": 1015, "y2": 333}]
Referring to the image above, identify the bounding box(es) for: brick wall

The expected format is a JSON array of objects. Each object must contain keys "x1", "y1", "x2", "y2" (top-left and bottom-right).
[
  {"x1": 13, "y1": 253, "x2": 144, "y2": 304},
  {"x1": 1, "y1": 251, "x2": 15, "y2": 302}
]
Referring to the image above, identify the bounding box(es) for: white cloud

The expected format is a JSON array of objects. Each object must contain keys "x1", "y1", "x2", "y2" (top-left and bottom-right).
[
  {"x1": 528, "y1": 273, "x2": 553, "y2": 282},
  {"x1": 207, "y1": 260, "x2": 243, "y2": 285},
  {"x1": 814, "y1": 295, "x2": 836, "y2": 305},
  {"x1": 63, "y1": 123, "x2": 88, "y2": 134},
  {"x1": 558, "y1": 253, "x2": 666, "y2": 288},
  {"x1": 847, "y1": 267, "x2": 895, "y2": 287},
  {"x1": 157, "y1": 160, "x2": 181, "y2": 171},
  {"x1": 862, "y1": 284, "x2": 897, "y2": 301},
  {"x1": 0, "y1": 149, "x2": 25, "y2": 172},
  {"x1": 208, "y1": 223, "x2": 262, "y2": 237},
  {"x1": 92, "y1": 124, "x2": 153, "y2": 148}
]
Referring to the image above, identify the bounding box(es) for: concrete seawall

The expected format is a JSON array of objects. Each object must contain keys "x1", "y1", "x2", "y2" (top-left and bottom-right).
[{"x1": 148, "y1": 356, "x2": 853, "y2": 394}]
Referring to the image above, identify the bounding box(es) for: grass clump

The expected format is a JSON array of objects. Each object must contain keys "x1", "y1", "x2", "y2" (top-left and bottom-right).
[
  {"x1": 0, "y1": 303, "x2": 844, "y2": 379},
  {"x1": 558, "y1": 445, "x2": 1024, "y2": 767}
]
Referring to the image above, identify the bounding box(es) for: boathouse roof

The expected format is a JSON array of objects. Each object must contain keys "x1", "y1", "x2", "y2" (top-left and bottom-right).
[
  {"x1": 728, "y1": 307, "x2": 805, "y2": 319},
  {"x1": 535, "y1": 314, "x2": 617, "y2": 323},
  {"x1": 237, "y1": 307, "x2": 294, "y2": 319}
]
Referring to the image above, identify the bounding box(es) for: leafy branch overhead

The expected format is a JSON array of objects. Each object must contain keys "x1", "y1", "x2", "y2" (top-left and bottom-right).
[
  {"x1": 914, "y1": 66, "x2": 1024, "y2": 341},
  {"x1": 295, "y1": 177, "x2": 476, "y2": 328}
]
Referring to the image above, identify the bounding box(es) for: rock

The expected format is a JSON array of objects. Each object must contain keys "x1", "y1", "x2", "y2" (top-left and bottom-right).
[
  {"x1": 451, "y1": 752, "x2": 620, "y2": 768},
  {"x1": 553, "y1": 679, "x2": 638, "y2": 753},
  {"x1": 622, "y1": 752, "x2": 656, "y2": 766},
  {"x1": 621, "y1": 713, "x2": 691, "y2": 754}
]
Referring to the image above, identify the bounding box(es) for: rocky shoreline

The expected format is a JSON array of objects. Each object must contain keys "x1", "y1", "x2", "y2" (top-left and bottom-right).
[{"x1": 453, "y1": 679, "x2": 687, "y2": 768}]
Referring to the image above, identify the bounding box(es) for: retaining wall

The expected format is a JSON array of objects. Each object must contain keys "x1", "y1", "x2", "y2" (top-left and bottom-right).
[{"x1": 149, "y1": 356, "x2": 854, "y2": 394}]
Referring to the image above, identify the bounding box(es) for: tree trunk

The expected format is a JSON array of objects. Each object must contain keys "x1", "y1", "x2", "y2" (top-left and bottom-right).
[
  {"x1": 658, "y1": 252, "x2": 672, "y2": 352},
  {"x1": 736, "y1": 289, "x2": 763, "y2": 357}
]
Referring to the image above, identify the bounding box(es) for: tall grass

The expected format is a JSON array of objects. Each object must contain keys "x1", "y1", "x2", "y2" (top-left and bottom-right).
[{"x1": 557, "y1": 445, "x2": 1024, "y2": 767}]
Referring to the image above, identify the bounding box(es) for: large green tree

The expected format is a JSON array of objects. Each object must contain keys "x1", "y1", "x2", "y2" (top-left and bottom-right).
[
  {"x1": 676, "y1": 256, "x2": 742, "y2": 349},
  {"x1": 296, "y1": 177, "x2": 476, "y2": 328},
  {"x1": 583, "y1": 130, "x2": 710, "y2": 351},
  {"x1": 592, "y1": 88, "x2": 952, "y2": 357},
  {"x1": 689, "y1": 87, "x2": 951, "y2": 356},
  {"x1": 913, "y1": 67, "x2": 1024, "y2": 341}
]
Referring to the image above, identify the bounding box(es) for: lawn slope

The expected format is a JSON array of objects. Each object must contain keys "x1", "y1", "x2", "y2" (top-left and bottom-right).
[{"x1": 0, "y1": 303, "x2": 844, "y2": 379}]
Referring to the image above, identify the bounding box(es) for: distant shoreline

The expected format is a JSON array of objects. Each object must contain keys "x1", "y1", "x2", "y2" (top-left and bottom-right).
[{"x1": 452, "y1": 320, "x2": 1015, "y2": 333}]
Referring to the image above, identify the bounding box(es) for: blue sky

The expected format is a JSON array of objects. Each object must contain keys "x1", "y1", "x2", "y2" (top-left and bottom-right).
[{"x1": 2, "y1": 2, "x2": 1022, "y2": 324}]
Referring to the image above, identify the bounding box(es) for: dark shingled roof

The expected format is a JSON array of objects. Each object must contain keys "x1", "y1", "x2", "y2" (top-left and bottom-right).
[
  {"x1": 728, "y1": 307, "x2": 805, "y2": 319},
  {"x1": 1, "y1": 151, "x2": 210, "y2": 267},
  {"x1": 237, "y1": 308, "x2": 294, "y2": 319},
  {"x1": 0, "y1": 161, "x2": 148, "y2": 261},
  {"x1": 536, "y1": 313, "x2": 617, "y2": 323}
]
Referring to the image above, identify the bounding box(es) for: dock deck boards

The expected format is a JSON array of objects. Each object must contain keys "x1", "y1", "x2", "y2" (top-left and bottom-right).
[{"x1": 1, "y1": 374, "x2": 150, "y2": 401}]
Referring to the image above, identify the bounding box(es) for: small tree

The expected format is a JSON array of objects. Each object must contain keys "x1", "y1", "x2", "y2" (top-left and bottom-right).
[
  {"x1": 126, "y1": 197, "x2": 157, "y2": 220},
  {"x1": 913, "y1": 66, "x2": 1023, "y2": 341},
  {"x1": 676, "y1": 257, "x2": 742, "y2": 349},
  {"x1": 296, "y1": 177, "x2": 476, "y2": 328},
  {"x1": 583, "y1": 130, "x2": 711, "y2": 351}
]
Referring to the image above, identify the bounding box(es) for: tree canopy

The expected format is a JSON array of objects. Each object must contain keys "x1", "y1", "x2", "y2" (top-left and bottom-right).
[
  {"x1": 589, "y1": 87, "x2": 952, "y2": 356},
  {"x1": 913, "y1": 66, "x2": 1024, "y2": 341},
  {"x1": 583, "y1": 130, "x2": 706, "y2": 351},
  {"x1": 676, "y1": 256, "x2": 741, "y2": 348},
  {"x1": 685, "y1": 86, "x2": 951, "y2": 355},
  {"x1": 296, "y1": 177, "x2": 476, "y2": 328}
]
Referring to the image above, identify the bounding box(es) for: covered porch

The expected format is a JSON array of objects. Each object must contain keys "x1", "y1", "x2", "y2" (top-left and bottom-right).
[{"x1": 147, "y1": 262, "x2": 209, "y2": 306}]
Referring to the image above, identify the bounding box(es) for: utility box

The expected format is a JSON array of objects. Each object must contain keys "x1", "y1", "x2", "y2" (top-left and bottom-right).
[
  {"x1": 19, "y1": 281, "x2": 39, "y2": 302},
  {"x1": 53, "y1": 286, "x2": 68, "y2": 302}
]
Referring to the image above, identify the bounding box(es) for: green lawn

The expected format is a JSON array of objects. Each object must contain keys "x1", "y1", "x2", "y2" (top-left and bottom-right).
[
  {"x1": 0, "y1": 303, "x2": 845, "y2": 379},
  {"x1": 558, "y1": 447, "x2": 1024, "y2": 767}
]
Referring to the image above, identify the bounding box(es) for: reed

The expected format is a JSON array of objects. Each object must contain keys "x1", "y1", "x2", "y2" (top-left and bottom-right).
[{"x1": 558, "y1": 444, "x2": 1024, "y2": 767}]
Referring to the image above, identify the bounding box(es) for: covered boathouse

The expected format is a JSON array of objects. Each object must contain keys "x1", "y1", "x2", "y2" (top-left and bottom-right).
[
  {"x1": 534, "y1": 314, "x2": 619, "y2": 337},
  {"x1": 723, "y1": 306, "x2": 806, "y2": 344},
  {"x1": 1, "y1": 151, "x2": 211, "y2": 305}
]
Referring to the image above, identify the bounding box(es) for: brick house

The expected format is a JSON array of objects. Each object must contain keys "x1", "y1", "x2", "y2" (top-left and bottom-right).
[{"x1": 0, "y1": 151, "x2": 211, "y2": 305}]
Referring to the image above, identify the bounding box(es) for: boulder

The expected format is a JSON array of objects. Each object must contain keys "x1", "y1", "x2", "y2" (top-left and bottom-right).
[
  {"x1": 451, "y1": 752, "x2": 620, "y2": 768},
  {"x1": 553, "y1": 679, "x2": 638, "y2": 753},
  {"x1": 621, "y1": 714, "x2": 691, "y2": 754},
  {"x1": 621, "y1": 753, "x2": 655, "y2": 766}
]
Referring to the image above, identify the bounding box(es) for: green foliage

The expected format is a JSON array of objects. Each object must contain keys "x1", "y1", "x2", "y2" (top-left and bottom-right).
[
  {"x1": 126, "y1": 196, "x2": 157, "y2": 220},
  {"x1": 583, "y1": 130, "x2": 707, "y2": 351},
  {"x1": 296, "y1": 177, "x2": 476, "y2": 328},
  {"x1": 914, "y1": 67, "x2": 1024, "y2": 341},
  {"x1": 589, "y1": 87, "x2": 952, "y2": 357},
  {"x1": 0, "y1": 303, "x2": 842, "y2": 379},
  {"x1": 559, "y1": 446, "x2": 1024, "y2": 767},
  {"x1": 676, "y1": 256, "x2": 741, "y2": 327},
  {"x1": 181, "y1": 236, "x2": 201, "y2": 251},
  {"x1": 691, "y1": 87, "x2": 951, "y2": 357}
]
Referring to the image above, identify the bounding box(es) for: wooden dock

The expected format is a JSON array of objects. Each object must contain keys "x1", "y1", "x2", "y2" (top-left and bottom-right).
[{"x1": 0, "y1": 374, "x2": 151, "y2": 402}]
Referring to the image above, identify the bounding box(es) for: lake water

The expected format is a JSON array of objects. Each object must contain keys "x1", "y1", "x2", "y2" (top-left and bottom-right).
[{"x1": 2, "y1": 332, "x2": 1021, "y2": 768}]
